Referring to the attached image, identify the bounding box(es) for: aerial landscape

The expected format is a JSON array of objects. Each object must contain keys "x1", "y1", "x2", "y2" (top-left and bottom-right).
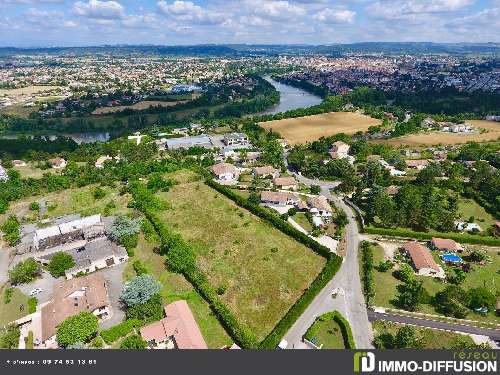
[{"x1": 0, "y1": 0, "x2": 499, "y2": 363}]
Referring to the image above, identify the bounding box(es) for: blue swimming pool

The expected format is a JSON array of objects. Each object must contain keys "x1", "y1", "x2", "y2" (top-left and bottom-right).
[{"x1": 441, "y1": 253, "x2": 462, "y2": 263}]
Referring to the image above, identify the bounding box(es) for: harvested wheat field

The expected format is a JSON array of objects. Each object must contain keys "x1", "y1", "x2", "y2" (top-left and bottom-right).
[
  {"x1": 92, "y1": 100, "x2": 188, "y2": 114},
  {"x1": 372, "y1": 120, "x2": 500, "y2": 146},
  {"x1": 259, "y1": 111, "x2": 381, "y2": 145}
]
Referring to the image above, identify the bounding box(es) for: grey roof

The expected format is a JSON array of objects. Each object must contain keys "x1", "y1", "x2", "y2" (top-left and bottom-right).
[
  {"x1": 165, "y1": 135, "x2": 214, "y2": 150},
  {"x1": 67, "y1": 238, "x2": 127, "y2": 272}
]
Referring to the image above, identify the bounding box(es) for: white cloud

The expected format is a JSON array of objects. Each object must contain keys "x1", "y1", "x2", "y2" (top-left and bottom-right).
[
  {"x1": 157, "y1": 0, "x2": 225, "y2": 24},
  {"x1": 313, "y1": 8, "x2": 356, "y2": 24},
  {"x1": 73, "y1": 0, "x2": 124, "y2": 20},
  {"x1": 367, "y1": 0, "x2": 475, "y2": 20},
  {"x1": 248, "y1": 0, "x2": 306, "y2": 21}
]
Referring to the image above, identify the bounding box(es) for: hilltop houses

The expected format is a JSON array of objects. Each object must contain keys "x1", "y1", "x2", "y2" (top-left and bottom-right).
[
  {"x1": 210, "y1": 162, "x2": 239, "y2": 183},
  {"x1": 48, "y1": 158, "x2": 67, "y2": 169},
  {"x1": 253, "y1": 166, "x2": 280, "y2": 179},
  {"x1": 273, "y1": 176, "x2": 298, "y2": 191}
]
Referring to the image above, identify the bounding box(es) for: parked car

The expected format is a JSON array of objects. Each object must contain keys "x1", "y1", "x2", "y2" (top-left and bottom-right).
[
  {"x1": 277, "y1": 339, "x2": 288, "y2": 349},
  {"x1": 29, "y1": 288, "x2": 43, "y2": 296}
]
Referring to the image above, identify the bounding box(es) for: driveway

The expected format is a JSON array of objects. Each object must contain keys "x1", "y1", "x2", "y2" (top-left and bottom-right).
[
  {"x1": 16, "y1": 270, "x2": 59, "y2": 304},
  {"x1": 98, "y1": 262, "x2": 126, "y2": 329},
  {"x1": 0, "y1": 244, "x2": 11, "y2": 286},
  {"x1": 283, "y1": 172, "x2": 374, "y2": 349}
]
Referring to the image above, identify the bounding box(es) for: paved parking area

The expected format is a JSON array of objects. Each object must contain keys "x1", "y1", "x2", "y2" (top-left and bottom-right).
[{"x1": 16, "y1": 270, "x2": 59, "y2": 304}]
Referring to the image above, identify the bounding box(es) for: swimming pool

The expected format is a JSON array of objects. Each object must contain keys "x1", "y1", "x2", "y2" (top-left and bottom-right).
[{"x1": 441, "y1": 253, "x2": 462, "y2": 263}]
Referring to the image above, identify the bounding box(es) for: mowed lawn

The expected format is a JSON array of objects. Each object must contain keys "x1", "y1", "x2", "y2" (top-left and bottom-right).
[
  {"x1": 122, "y1": 234, "x2": 232, "y2": 348},
  {"x1": 157, "y1": 171, "x2": 326, "y2": 340},
  {"x1": 458, "y1": 198, "x2": 497, "y2": 228},
  {"x1": 259, "y1": 111, "x2": 381, "y2": 145},
  {"x1": 0, "y1": 285, "x2": 29, "y2": 327}
]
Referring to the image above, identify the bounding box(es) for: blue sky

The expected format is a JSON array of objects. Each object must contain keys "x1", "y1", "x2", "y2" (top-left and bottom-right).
[{"x1": 0, "y1": 0, "x2": 498, "y2": 47}]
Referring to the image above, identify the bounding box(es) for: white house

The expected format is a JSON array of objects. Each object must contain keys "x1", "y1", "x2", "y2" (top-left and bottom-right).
[
  {"x1": 0, "y1": 164, "x2": 8, "y2": 182},
  {"x1": 48, "y1": 158, "x2": 67, "y2": 169},
  {"x1": 307, "y1": 196, "x2": 333, "y2": 222},
  {"x1": 329, "y1": 141, "x2": 350, "y2": 160},
  {"x1": 210, "y1": 163, "x2": 239, "y2": 182}
]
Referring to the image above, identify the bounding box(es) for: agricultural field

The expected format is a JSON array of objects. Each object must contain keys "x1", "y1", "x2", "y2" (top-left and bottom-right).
[
  {"x1": 365, "y1": 242, "x2": 500, "y2": 325},
  {"x1": 157, "y1": 170, "x2": 326, "y2": 340},
  {"x1": 0, "y1": 85, "x2": 61, "y2": 96},
  {"x1": 259, "y1": 111, "x2": 382, "y2": 145},
  {"x1": 372, "y1": 321, "x2": 477, "y2": 349},
  {"x1": 122, "y1": 234, "x2": 232, "y2": 349},
  {"x1": 373, "y1": 120, "x2": 500, "y2": 146},
  {"x1": 91, "y1": 100, "x2": 189, "y2": 115}
]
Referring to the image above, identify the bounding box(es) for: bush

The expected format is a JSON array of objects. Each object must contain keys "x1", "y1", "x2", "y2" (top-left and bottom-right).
[
  {"x1": 90, "y1": 336, "x2": 104, "y2": 348},
  {"x1": 434, "y1": 285, "x2": 470, "y2": 319},
  {"x1": 28, "y1": 297, "x2": 37, "y2": 314},
  {"x1": 376, "y1": 260, "x2": 393, "y2": 272},
  {"x1": 9, "y1": 258, "x2": 40, "y2": 285},
  {"x1": 47, "y1": 252, "x2": 75, "y2": 277},
  {"x1": 394, "y1": 264, "x2": 415, "y2": 283},
  {"x1": 93, "y1": 187, "x2": 106, "y2": 200},
  {"x1": 360, "y1": 241, "x2": 375, "y2": 303},
  {"x1": 0, "y1": 325, "x2": 20, "y2": 349},
  {"x1": 3, "y1": 287, "x2": 13, "y2": 304},
  {"x1": 29, "y1": 202, "x2": 40, "y2": 211},
  {"x1": 25, "y1": 331, "x2": 34, "y2": 349},
  {"x1": 468, "y1": 287, "x2": 496, "y2": 311},
  {"x1": 132, "y1": 260, "x2": 148, "y2": 276},
  {"x1": 121, "y1": 274, "x2": 161, "y2": 307},
  {"x1": 56, "y1": 312, "x2": 98, "y2": 347},
  {"x1": 1, "y1": 215, "x2": 20, "y2": 246},
  {"x1": 120, "y1": 334, "x2": 147, "y2": 349},
  {"x1": 100, "y1": 319, "x2": 141, "y2": 344},
  {"x1": 126, "y1": 294, "x2": 163, "y2": 322},
  {"x1": 332, "y1": 311, "x2": 356, "y2": 349}
]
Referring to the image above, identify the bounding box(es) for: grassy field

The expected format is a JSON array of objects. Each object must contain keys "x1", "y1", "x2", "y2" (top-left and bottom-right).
[
  {"x1": 259, "y1": 111, "x2": 382, "y2": 145},
  {"x1": 292, "y1": 212, "x2": 313, "y2": 233},
  {"x1": 372, "y1": 321, "x2": 476, "y2": 349},
  {"x1": 0, "y1": 285, "x2": 29, "y2": 327},
  {"x1": 91, "y1": 100, "x2": 189, "y2": 115},
  {"x1": 122, "y1": 234, "x2": 232, "y2": 349},
  {"x1": 0, "y1": 184, "x2": 132, "y2": 226},
  {"x1": 366, "y1": 242, "x2": 500, "y2": 324},
  {"x1": 372, "y1": 120, "x2": 500, "y2": 146},
  {"x1": 458, "y1": 198, "x2": 497, "y2": 228},
  {"x1": 305, "y1": 314, "x2": 346, "y2": 349},
  {"x1": 157, "y1": 170, "x2": 326, "y2": 340},
  {"x1": 0, "y1": 86, "x2": 61, "y2": 96}
]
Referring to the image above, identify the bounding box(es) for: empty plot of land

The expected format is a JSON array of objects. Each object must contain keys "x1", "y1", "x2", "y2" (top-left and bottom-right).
[
  {"x1": 0, "y1": 86, "x2": 61, "y2": 96},
  {"x1": 157, "y1": 171, "x2": 326, "y2": 340},
  {"x1": 91, "y1": 100, "x2": 189, "y2": 115},
  {"x1": 259, "y1": 111, "x2": 382, "y2": 145},
  {"x1": 373, "y1": 120, "x2": 500, "y2": 146}
]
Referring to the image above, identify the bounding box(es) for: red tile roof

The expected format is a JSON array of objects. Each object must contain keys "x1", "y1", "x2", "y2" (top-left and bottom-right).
[{"x1": 402, "y1": 242, "x2": 440, "y2": 272}]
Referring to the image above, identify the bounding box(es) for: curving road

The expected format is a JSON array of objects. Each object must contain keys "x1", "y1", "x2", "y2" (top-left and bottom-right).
[{"x1": 283, "y1": 172, "x2": 374, "y2": 349}]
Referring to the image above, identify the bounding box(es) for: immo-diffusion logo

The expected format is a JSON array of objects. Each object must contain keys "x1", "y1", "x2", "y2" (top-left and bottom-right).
[{"x1": 354, "y1": 352, "x2": 376, "y2": 373}]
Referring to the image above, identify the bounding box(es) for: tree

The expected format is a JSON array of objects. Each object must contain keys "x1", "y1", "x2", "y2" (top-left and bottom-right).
[
  {"x1": 434, "y1": 285, "x2": 469, "y2": 318},
  {"x1": 248, "y1": 192, "x2": 260, "y2": 205},
  {"x1": 468, "y1": 250, "x2": 486, "y2": 263},
  {"x1": 310, "y1": 185, "x2": 321, "y2": 195},
  {"x1": 448, "y1": 268, "x2": 466, "y2": 285},
  {"x1": 1, "y1": 215, "x2": 20, "y2": 246},
  {"x1": 56, "y1": 312, "x2": 98, "y2": 347},
  {"x1": 92, "y1": 187, "x2": 106, "y2": 200},
  {"x1": 108, "y1": 215, "x2": 142, "y2": 249},
  {"x1": 47, "y1": 252, "x2": 75, "y2": 277},
  {"x1": 395, "y1": 264, "x2": 414, "y2": 283},
  {"x1": 395, "y1": 279, "x2": 427, "y2": 312},
  {"x1": 121, "y1": 274, "x2": 161, "y2": 307},
  {"x1": 126, "y1": 294, "x2": 163, "y2": 322},
  {"x1": 9, "y1": 258, "x2": 40, "y2": 284},
  {"x1": 468, "y1": 287, "x2": 496, "y2": 311},
  {"x1": 120, "y1": 334, "x2": 147, "y2": 349},
  {"x1": 334, "y1": 210, "x2": 349, "y2": 229},
  {"x1": 395, "y1": 326, "x2": 421, "y2": 349}
]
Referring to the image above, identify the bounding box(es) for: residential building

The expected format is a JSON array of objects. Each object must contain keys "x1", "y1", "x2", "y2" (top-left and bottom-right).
[
  {"x1": 39, "y1": 274, "x2": 111, "y2": 346},
  {"x1": 260, "y1": 191, "x2": 300, "y2": 207},
  {"x1": 329, "y1": 141, "x2": 350, "y2": 160},
  {"x1": 405, "y1": 159, "x2": 430, "y2": 170},
  {"x1": 140, "y1": 300, "x2": 207, "y2": 349},
  {"x1": 273, "y1": 176, "x2": 298, "y2": 191},
  {"x1": 0, "y1": 164, "x2": 8, "y2": 182},
  {"x1": 307, "y1": 196, "x2": 333, "y2": 222},
  {"x1": 12, "y1": 160, "x2": 27, "y2": 167},
  {"x1": 430, "y1": 237, "x2": 463, "y2": 252},
  {"x1": 95, "y1": 155, "x2": 118, "y2": 169},
  {"x1": 210, "y1": 163, "x2": 239, "y2": 182},
  {"x1": 253, "y1": 166, "x2": 280, "y2": 179},
  {"x1": 401, "y1": 242, "x2": 444, "y2": 278},
  {"x1": 48, "y1": 158, "x2": 67, "y2": 169},
  {"x1": 223, "y1": 133, "x2": 249, "y2": 147}
]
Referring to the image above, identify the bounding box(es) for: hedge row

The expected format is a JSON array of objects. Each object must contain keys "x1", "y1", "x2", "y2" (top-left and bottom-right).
[
  {"x1": 143, "y1": 210, "x2": 259, "y2": 349},
  {"x1": 331, "y1": 311, "x2": 356, "y2": 349},
  {"x1": 99, "y1": 319, "x2": 141, "y2": 344},
  {"x1": 205, "y1": 178, "x2": 332, "y2": 258},
  {"x1": 360, "y1": 241, "x2": 375, "y2": 304},
  {"x1": 363, "y1": 227, "x2": 500, "y2": 247},
  {"x1": 259, "y1": 256, "x2": 341, "y2": 349}
]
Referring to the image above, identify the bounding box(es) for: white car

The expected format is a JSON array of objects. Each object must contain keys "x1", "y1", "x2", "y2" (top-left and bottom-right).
[
  {"x1": 277, "y1": 339, "x2": 288, "y2": 349},
  {"x1": 29, "y1": 288, "x2": 43, "y2": 296}
]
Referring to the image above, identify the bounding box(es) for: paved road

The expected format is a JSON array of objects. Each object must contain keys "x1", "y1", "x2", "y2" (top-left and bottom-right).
[
  {"x1": 368, "y1": 310, "x2": 500, "y2": 341},
  {"x1": 283, "y1": 172, "x2": 373, "y2": 349}
]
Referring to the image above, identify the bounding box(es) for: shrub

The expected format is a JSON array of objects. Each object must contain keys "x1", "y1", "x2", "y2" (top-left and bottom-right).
[
  {"x1": 56, "y1": 312, "x2": 98, "y2": 347},
  {"x1": 29, "y1": 202, "x2": 40, "y2": 211},
  {"x1": 120, "y1": 334, "x2": 147, "y2": 349},
  {"x1": 121, "y1": 274, "x2": 161, "y2": 307},
  {"x1": 9, "y1": 258, "x2": 40, "y2": 285},
  {"x1": 1, "y1": 215, "x2": 20, "y2": 246},
  {"x1": 126, "y1": 294, "x2": 163, "y2": 322},
  {"x1": 93, "y1": 187, "x2": 106, "y2": 200},
  {"x1": 468, "y1": 287, "x2": 496, "y2": 311},
  {"x1": 28, "y1": 297, "x2": 37, "y2": 314},
  {"x1": 332, "y1": 311, "x2": 356, "y2": 349},
  {"x1": 100, "y1": 319, "x2": 141, "y2": 344},
  {"x1": 360, "y1": 241, "x2": 375, "y2": 303},
  {"x1": 433, "y1": 285, "x2": 470, "y2": 319},
  {"x1": 0, "y1": 326, "x2": 20, "y2": 349},
  {"x1": 394, "y1": 263, "x2": 415, "y2": 283},
  {"x1": 376, "y1": 260, "x2": 393, "y2": 272},
  {"x1": 90, "y1": 336, "x2": 104, "y2": 348},
  {"x1": 132, "y1": 260, "x2": 148, "y2": 276},
  {"x1": 3, "y1": 287, "x2": 13, "y2": 304},
  {"x1": 25, "y1": 331, "x2": 34, "y2": 349},
  {"x1": 47, "y1": 252, "x2": 75, "y2": 277}
]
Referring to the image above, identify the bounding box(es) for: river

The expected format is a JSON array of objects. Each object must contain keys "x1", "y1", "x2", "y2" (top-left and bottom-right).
[
  {"x1": 259, "y1": 75, "x2": 323, "y2": 115},
  {"x1": 0, "y1": 132, "x2": 110, "y2": 144}
]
